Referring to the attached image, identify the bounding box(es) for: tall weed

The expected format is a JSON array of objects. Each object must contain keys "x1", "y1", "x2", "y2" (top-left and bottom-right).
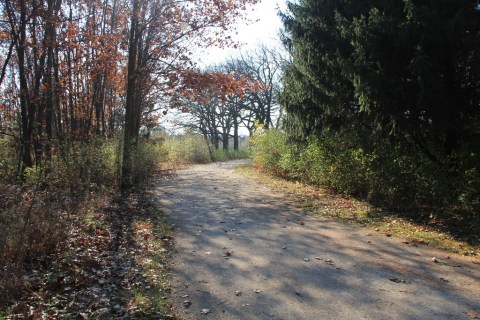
[
  {"x1": 164, "y1": 134, "x2": 212, "y2": 164},
  {"x1": 0, "y1": 136, "x2": 164, "y2": 305},
  {"x1": 213, "y1": 148, "x2": 250, "y2": 162},
  {"x1": 130, "y1": 139, "x2": 166, "y2": 183},
  {"x1": 163, "y1": 133, "x2": 250, "y2": 164}
]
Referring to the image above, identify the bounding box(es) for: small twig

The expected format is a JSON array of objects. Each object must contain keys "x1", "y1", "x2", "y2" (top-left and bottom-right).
[
  {"x1": 295, "y1": 295, "x2": 304, "y2": 303},
  {"x1": 217, "y1": 300, "x2": 229, "y2": 306},
  {"x1": 196, "y1": 289, "x2": 210, "y2": 294},
  {"x1": 0, "y1": 127, "x2": 20, "y2": 141}
]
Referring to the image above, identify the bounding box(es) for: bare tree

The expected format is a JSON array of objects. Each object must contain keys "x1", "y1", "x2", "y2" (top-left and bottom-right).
[{"x1": 227, "y1": 45, "x2": 285, "y2": 133}]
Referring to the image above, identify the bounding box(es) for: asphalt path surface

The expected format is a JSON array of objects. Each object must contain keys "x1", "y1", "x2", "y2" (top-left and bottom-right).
[{"x1": 156, "y1": 160, "x2": 480, "y2": 320}]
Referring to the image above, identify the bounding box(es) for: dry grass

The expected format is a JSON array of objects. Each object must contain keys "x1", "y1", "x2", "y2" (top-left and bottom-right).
[
  {"x1": 0, "y1": 183, "x2": 72, "y2": 305},
  {"x1": 0, "y1": 137, "x2": 171, "y2": 315},
  {"x1": 125, "y1": 184, "x2": 179, "y2": 319},
  {"x1": 1, "y1": 179, "x2": 178, "y2": 319}
]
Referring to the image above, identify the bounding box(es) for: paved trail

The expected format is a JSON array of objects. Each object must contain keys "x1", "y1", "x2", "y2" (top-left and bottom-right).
[{"x1": 155, "y1": 160, "x2": 480, "y2": 320}]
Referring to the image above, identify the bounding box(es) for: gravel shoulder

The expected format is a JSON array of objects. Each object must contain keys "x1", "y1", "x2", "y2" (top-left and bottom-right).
[{"x1": 155, "y1": 160, "x2": 480, "y2": 320}]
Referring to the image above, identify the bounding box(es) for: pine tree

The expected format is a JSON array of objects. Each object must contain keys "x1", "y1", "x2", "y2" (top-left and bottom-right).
[{"x1": 280, "y1": 0, "x2": 480, "y2": 162}]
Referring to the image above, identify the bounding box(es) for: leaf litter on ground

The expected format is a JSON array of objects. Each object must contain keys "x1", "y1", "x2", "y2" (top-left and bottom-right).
[{"x1": 3, "y1": 179, "x2": 177, "y2": 319}]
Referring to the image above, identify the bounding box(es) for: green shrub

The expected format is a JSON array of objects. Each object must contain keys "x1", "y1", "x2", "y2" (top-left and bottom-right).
[
  {"x1": 456, "y1": 152, "x2": 480, "y2": 215},
  {"x1": 163, "y1": 133, "x2": 212, "y2": 164},
  {"x1": 212, "y1": 148, "x2": 250, "y2": 162},
  {"x1": 48, "y1": 138, "x2": 121, "y2": 192},
  {"x1": 250, "y1": 127, "x2": 289, "y2": 175},
  {"x1": 131, "y1": 139, "x2": 166, "y2": 183},
  {"x1": 0, "y1": 137, "x2": 16, "y2": 182},
  {"x1": 250, "y1": 129, "x2": 480, "y2": 215}
]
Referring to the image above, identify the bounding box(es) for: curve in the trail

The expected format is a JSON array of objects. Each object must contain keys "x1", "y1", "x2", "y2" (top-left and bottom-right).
[{"x1": 155, "y1": 160, "x2": 480, "y2": 320}]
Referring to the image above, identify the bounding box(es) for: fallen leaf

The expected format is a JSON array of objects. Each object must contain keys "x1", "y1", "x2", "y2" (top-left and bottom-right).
[
  {"x1": 183, "y1": 300, "x2": 192, "y2": 307},
  {"x1": 254, "y1": 289, "x2": 262, "y2": 293},
  {"x1": 389, "y1": 278, "x2": 408, "y2": 284},
  {"x1": 201, "y1": 308, "x2": 211, "y2": 315},
  {"x1": 304, "y1": 258, "x2": 310, "y2": 262},
  {"x1": 205, "y1": 251, "x2": 212, "y2": 255},
  {"x1": 432, "y1": 257, "x2": 438, "y2": 263},
  {"x1": 235, "y1": 290, "x2": 242, "y2": 296},
  {"x1": 467, "y1": 310, "x2": 480, "y2": 319}
]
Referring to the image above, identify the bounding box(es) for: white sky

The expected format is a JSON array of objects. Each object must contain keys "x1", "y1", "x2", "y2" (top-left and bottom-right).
[{"x1": 195, "y1": 0, "x2": 287, "y2": 66}]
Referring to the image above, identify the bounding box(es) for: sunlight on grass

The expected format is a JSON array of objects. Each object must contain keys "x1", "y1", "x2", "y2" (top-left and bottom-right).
[
  {"x1": 374, "y1": 220, "x2": 478, "y2": 255},
  {"x1": 128, "y1": 194, "x2": 178, "y2": 319}
]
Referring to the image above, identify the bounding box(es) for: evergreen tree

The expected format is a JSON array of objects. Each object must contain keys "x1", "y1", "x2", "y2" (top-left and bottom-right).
[
  {"x1": 348, "y1": 0, "x2": 480, "y2": 161},
  {"x1": 280, "y1": 0, "x2": 480, "y2": 163}
]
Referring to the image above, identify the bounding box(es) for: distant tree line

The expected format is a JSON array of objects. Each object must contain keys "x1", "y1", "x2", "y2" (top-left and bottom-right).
[{"x1": 177, "y1": 46, "x2": 284, "y2": 152}]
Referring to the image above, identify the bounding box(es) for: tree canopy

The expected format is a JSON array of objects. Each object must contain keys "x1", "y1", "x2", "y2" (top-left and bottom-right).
[{"x1": 280, "y1": 0, "x2": 480, "y2": 163}]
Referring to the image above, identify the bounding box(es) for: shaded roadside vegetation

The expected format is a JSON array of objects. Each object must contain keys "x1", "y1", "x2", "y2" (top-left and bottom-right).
[
  {"x1": 249, "y1": 129, "x2": 480, "y2": 256},
  {"x1": 0, "y1": 133, "x2": 248, "y2": 318},
  {"x1": 244, "y1": 0, "x2": 480, "y2": 255}
]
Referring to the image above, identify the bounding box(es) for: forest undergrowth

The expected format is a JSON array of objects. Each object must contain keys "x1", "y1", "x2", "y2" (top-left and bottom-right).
[{"x1": 0, "y1": 133, "x2": 246, "y2": 318}]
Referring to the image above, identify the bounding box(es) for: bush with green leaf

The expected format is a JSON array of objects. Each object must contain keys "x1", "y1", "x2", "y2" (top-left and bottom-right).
[
  {"x1": 164, "y1": 133, "x2": 212, "y2": 164},
  {"x1": 250, "y1": 127, "x2": 289, "y2": 175},
  {"x1": 250, "y1": 129, "x2": 480, "y2": 219},
  {"x1": 213, "y1": 148, "x2": 250, "y2": 162}
]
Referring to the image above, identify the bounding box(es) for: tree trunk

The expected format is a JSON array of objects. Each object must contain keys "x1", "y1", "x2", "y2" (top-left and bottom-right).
[
  {"x1": 121, "y1": 0, "x2": 140, "y2": 189},
  {"x1": 222, "y1": 129, "x2": 229, "y2": 150},
  {"x1": 13, "y1": 0, "x2": 34, "y2": 170},
  {"x1": 233, "y1": 115, "x2": 239, "y2": 151}
]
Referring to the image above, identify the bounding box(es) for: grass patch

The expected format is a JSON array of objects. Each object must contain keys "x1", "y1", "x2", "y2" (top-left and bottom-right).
[
  {"x1": 373, "y1": 220, "x2": 478, "y2": 255},
  {"x1": 0, "y1": 310, "x2": 8, "y2": 320},
  {"x1": 163, "y1": 133, "x2": 250, "y2": 165},
  {"x1": 237, "y1": 163, "x2": 480, "y2": 257},
  {"x1": 212, "y1": 148, "x2": 250, "y2": 162},
  {"x1": 123, "y1": 182, "x2": 179, "y2": 319}
]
